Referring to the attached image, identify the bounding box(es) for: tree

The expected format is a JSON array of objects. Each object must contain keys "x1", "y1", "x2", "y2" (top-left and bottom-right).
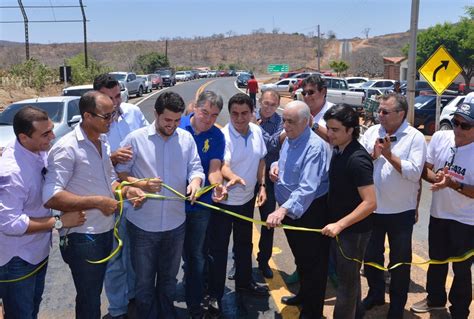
[
  {"x1": 362, "y1": 28, "x2": 371, "y2": 39},
  {"x1": 329, "y1": 60, "x2": 350, "y2": 76},
  {"x1": 408, "y1": 7, "x2": 473, "y2": 89},
  {"x1": 9, "y1": 58, "x2": 55, "y2": 91},
  {"x1": 66, "y1": 53, "x2": 110, "y2": 85},
  {"x1": 135, "y1": 52, "x2": 169, "y2": 74}
]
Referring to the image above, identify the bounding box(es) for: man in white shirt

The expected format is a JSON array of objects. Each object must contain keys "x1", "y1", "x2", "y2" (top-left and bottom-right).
[
  {"x1": 411, "y1": 103, "x2": 474, "y2": 318},
  {"x1": 207, "y1": 93, "x2": 268, "y2": 317},
  {"x1": 361, "y1": 93, "x2": 426, "y2": 318},
  {"x1": 93, "y1": 74, "x2": 148, "y2": 319},
  {"x1": 43, "y1": 91, "x2": 145, "y2": 318}
]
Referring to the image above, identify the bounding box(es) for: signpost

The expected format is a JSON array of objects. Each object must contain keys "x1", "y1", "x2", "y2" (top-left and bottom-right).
[
  {"x1": 419, "y1": 45, "x2": 462, "y2": 131},
  {"x1": 267, "y1": 64, "x2": 289, "y2": 73}
]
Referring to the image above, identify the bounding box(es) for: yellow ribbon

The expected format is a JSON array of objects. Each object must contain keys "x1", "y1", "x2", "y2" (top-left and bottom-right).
[{"x1": 0, "y1": 259, "x2": 48, "y2": 283}]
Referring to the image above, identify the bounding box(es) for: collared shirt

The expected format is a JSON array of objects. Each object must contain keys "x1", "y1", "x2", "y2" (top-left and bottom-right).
[
  {"x1": 221, "y1": 122, "x2": 267, "y2": 206},
  {"x1": 43, "y1": 125, "x2": 117, "y2": 235},
  {"x1": 116, "y1": 124, "x2": 205, "y2": 231},
  {"x1": 256, "y1": 110, "x2": 283, "y2": 168},
  {"x1": 274, "y1": 127, "x2": 329, "y2": 219},
  {"x1": 361, "y1": 120, "x2": 427, "y2": 214},
  {"x1": 179, "y1": 113, "x2": 225, "y2": 211},
  {"x1": 107, "y1": 102, "x2": 149, "y2": 152},
  {"x1": 0, "y1": 140, "x2": 50, "y2": 266},
  {"x1": 313, "y1": 100, "x2": 334, "y2": 128}
]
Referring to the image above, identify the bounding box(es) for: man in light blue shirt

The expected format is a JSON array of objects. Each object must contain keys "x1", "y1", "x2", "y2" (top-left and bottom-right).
[
  {"x1": 266, "y1": 100, "x2": 330, "y2": 319},
  {"x1": 116, "y1": 91, "x2": 204, "y2": 318},
  {"x1": 94, "y1": 73, "x2": 148, "y2": 319}
]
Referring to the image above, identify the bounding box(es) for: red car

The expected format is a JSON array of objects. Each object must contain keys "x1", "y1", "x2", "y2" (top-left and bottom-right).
[{"x1": 150, "y1": 74, "x2": 163, "y2": 89}]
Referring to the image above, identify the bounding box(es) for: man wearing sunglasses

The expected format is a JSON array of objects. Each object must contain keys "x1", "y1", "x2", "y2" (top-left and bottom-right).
[
  {"x1": 411, "y1": 103, "x2": 474, "y2": 318},
  {"x1": 360, "y1": 93, "x2": 426, "y2": 318}
]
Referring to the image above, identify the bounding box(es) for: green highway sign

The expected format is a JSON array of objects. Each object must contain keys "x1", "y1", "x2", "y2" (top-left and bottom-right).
[{"x1": 267, "y1": 64, "x2": 289, "y2": 73}]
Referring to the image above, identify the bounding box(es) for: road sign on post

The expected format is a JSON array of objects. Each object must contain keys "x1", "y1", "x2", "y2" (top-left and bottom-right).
[
  {"x1": 419, "y1": 45, "x2": 462, "y2": 95},
  {"x1": 267, "y1": 64, "x2": 289, "y2": 73}
]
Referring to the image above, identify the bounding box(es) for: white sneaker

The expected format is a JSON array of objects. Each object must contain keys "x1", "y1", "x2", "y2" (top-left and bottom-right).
[{"x1": 410, "y1": 298, "x2": 446, "y2": 313}]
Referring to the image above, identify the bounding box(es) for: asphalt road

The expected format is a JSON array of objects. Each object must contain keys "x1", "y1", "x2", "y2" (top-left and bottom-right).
[{"x1": 36, "y1": 77, "x2": 472, "y2": 318}]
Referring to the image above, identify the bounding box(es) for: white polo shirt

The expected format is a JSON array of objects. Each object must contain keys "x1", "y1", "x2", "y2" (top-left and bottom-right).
[
  {"x1": 221, "y1": 122, "x2": 267, "y2": 206},
  {"x1": 427, "y1": 130, "x2": 474, "y2": 225},
  {"x1": 361, "y1": 120, "x2": 427, "y2": 214}
]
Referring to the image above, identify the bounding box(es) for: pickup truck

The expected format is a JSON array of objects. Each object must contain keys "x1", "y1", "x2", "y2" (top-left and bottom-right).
[
  {"x1": 294, "y1": 76, "x2": 365, "y2": 110},
  {"x1": 109, "y1": 72, "x2": 145, "y2": 97}
]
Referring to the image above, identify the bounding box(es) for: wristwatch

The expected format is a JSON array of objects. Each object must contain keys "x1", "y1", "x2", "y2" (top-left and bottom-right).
[
  {"x1": 456, "y1": 182, "x2": 464, "y2": 192},
  {"x1": 53, "y1": 216, "x2": 63, "y2": 230},
  {"x1": 312, "y1": 122, "x2": 319, "y2": 132}
]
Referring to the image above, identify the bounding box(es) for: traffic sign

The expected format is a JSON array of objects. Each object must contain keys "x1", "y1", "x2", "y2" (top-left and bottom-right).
[
  {"x1": 419, "y1": 45, "x2": 462, "y2": 95},
  {"x1": 267, "y1": 64, "x2": 289, "y2": 73}
]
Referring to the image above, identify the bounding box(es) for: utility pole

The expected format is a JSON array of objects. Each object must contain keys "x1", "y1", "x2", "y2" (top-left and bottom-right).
[
  {"x1": 407, "y1": 0, "x2": 420, "y2": 125},
  {"x1": 17, "y1": 0, "x2": 29, "y2": 60},
  {"x1": 317, "y1": 24, "x2": 321, "y2": 72},
  {"x1": 165, "y1": 40, "x2": 168, "y2": 60},
  {"x1": 79, "y1": 0, "x2": 88, "y2": 68}
]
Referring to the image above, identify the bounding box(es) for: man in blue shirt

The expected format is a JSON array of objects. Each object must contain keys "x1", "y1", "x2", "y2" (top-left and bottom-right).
[
  {"x1": 179, "y1": 91, "x2": 227, "y2": 319},
  {"x1": 266, "y1": 100, "x2": 330, "y2": 319}
]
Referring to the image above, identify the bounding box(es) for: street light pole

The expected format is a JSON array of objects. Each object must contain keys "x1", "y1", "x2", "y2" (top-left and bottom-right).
[
  {"x1": 407, "y1": 0, "x2": 420, "y2": 125},
  {"x1": 317, "y1": 24, "x2": 321, "y2": 72}
]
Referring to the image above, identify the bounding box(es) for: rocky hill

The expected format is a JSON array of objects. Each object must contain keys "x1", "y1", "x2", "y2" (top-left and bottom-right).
[{"x1": 0, "y1": 32, "x2": 411, "y2": 76}]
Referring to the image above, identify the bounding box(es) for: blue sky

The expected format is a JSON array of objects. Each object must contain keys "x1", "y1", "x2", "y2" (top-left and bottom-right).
[{"x1": 0, "y1": 0, "x2": 471, "y2": 44}]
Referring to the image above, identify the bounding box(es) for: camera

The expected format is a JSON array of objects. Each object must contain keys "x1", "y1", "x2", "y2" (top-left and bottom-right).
[{"x1": 378, "y1": 136, "x2": 397, "y2": 143}]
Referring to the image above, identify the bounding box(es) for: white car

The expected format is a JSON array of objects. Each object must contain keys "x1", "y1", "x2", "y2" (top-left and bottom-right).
[
  {"x1": 198, "y1": 70, "x2": 209, "y2": 78},
  {"x1": 0, "y1": 96, "x2": 81, "y2": 156},
  {"x1": 137, "y1": 75, "x2": 153, "y2": 93},
  {"x1": 62, "y1": 83, "x2": 129, "y2": 103},
  {"x1": 260, "y1": 78, "x2": 299, "y2": 93},
  {"x1": 175, "y1": 71, "x2": 188, "y2": 82},
  {"x1": 439, "y1": 95, "x2": 466, "y2": 130},
  {"x1": 345, "y1": 76, "x2": 369, "y2": 89}
]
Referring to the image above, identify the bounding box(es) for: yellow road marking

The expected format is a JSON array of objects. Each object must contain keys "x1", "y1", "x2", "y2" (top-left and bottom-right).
[{"x1": 195, "y1": 79, "x2": 216, "y2": 100}]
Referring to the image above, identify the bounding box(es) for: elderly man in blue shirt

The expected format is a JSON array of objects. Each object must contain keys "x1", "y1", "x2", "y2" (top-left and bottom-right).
[
  {"x1": 266, "y1": 100, "x2": 330, "y2": 319},
  {"x1": 116, "y1": 91, "x2": 205, "y2": 319}
]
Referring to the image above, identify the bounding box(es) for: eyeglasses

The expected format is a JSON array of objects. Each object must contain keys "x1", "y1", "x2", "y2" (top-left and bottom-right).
[
  {"x1": 377, "y1": 108, "x2": 400, "y2": 115},
  {"x1": 261, "y1": 101, "x2": 279, "y2": 108},
  {"x1": 89, "y1": 111, "x2": 116, "y2": 121},
  {"x1": 451, "y1": 119, "x2": 473, "y2": 130},
  {"x1": 301, "y1": 90, "x2": 317, "y2": 97}
]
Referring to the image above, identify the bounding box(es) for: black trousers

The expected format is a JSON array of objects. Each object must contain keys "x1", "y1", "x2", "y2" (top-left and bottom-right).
[
  {"x1": 283, "y1": 195, "x2": 330, "y2": 318},
  {"x1": 426, "y1": 216, "x2": 473, "y2": 319}
]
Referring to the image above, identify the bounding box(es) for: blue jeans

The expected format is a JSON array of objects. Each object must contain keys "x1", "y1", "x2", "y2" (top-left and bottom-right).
[
  {"x1": 0, "y1": 256, "x2": 48, "y2": 319},
  {"x1": 256, "y1": 174, "x2": 276, "y2": 267},
  {"x1": 128, "y1": 220, "x2": 185, "y2": 319},
  {"x1": 184, "y1": 208, "x2": 211, "y2": 315},
  {"x1": 426, "y1": 216, "x2": 473, "y2": 319},
  {"x1": 60, "y1": 231, "x2": 113, "y2": 319},
  {"x1": 104, "y1": 207, "x2": 136, "y2": 316},
  {"x1": 333, "y1": 231, "x2": 371, "y2": 319},
  {"x1": 364, "y1": 210, "x2": 415, "y2": 318}
]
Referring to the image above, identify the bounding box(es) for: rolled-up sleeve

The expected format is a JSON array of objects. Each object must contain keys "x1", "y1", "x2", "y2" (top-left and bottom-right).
[
  {"x1": 0, "y1": 175, "x2": 30, "y2": 236},
  {"x1": 282, "y1": 146, "x2": 325, "y2": 219},
  {"x1": 187, "y1": 137, "x2": 205, "y2": 185},
  {"x1": 42, "y1": 145, "x2": 75, "y2": 203},
  {"x1": 115, "y1": 135, "x2": 136, "y2": 174},
  {"x1": 400, "y1": 133, "x2": 426, "y2": 183}
]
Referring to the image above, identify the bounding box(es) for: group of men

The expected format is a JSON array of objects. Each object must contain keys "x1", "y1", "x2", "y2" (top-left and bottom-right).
[{"x1": 0, "y1": 73, "x2": 472, "y2": 319}]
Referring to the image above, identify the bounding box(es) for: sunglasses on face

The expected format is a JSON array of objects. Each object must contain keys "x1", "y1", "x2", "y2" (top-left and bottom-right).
[
  {"x1": 301, "y1": 90, "x2": 317, "y2": 97},
  {"x1": 89, "y1": 111, "x2": 116, "y2": 121},
  {"x1": 451, "y1": 119, "x2": 473, "y2": 130},
  {"x1": 377, "y1": 108, "x2": 400, "y2": 115}
]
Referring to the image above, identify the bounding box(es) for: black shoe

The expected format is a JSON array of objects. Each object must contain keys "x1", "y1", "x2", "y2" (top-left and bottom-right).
[
  {"x1": 281, "y1": 294, "x2": 302, "y2": 306},
  {"x1": 236, "y1": 281, "x2": 269, "y2": 296},
  {"x1": 362, "y1": 296, "x2": 385, "y2": 310},
  {"x1": 206, "y1": 298, "x2": 221, "y2": 318},
  {"x1": 227, "y1": 263, "x2": 236, "y2": 280},
  {"x1": 259, "y1": 264, "x2": 274, "y2": 279}
]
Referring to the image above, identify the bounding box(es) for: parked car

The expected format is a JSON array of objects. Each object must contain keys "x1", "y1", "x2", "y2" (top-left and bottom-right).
[
  {"x1": 228, "y1": 70, "x2": 237, "y2": 77},
  {"x1": 279, "y1": 71, "x2": 300, "y2": 80},
  {"x1": 290, "y1": 72, "x2": 322, "y2": 80},
  {"x1": 352, "y1": 79, "x2": 396, "y2": 95},
  {"x1": 260, "y1": 78, "x2": 299, "y2": 93},
  {"x1": 150, "y1": 74, "x2": 163, "y2": 89},
  {"x1": 413, "y1": 94, "x2": 456, "y2": 135},
  {"x1": 198, "y1": 70, "x2": 209, "y2": 78},
  {"x1": 109, "y1": 72, "x2": 145, "y2": 97},
  {"x1": 185, "y1": 71, "x2": 194, "y2": 80},
  {"x1": 62, "y1": 83, "x2": 129, "y2": 103},
  {"x1": 208, "y1": 70, "x2": 218, "y2": 77},
  {"x1": 137, "y1": 75, "x2": 153, "y2": 93},
  {"x1": 155, "y1": 68, "x2": 176, "y2": 87},
  {"x1": 0, "y1": 96, "x2": 81, "y2": 156},
  {"x1": 439, "y1": 95, "x2": 466, "y2": 130},
  {"x1": 345, "y1": 77, "x2": 368, "y2": 89},
  {"x1": 236, "y1": 73, "x2": 251, "y2": 88},
  {"x1": 394, "y1": 80, "x2": 433, "y2": 96}
]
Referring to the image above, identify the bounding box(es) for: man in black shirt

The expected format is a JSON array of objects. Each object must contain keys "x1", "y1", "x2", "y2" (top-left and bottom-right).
[{"x1": 322, "y1": 104, "x2": 377, "y2": 319}]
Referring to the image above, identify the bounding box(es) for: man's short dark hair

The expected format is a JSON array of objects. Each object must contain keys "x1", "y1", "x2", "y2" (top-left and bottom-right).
[
  {"x1": 381, "y1": 93, "x2": 408, "y2": 120},
  {"x1": 228, "y1": 93, "x2": 254, "y2": 113},
  {"x1": 323, "y1": 104, "x2": 360, "y2": 140},
  {"x1": 13, "y1": 106, "x2": 49, "y2": 138},
  {"x1": 79, "y1": 91, "x2": 103, "y2": 118},
  {"x1": 301, "y1": 74, "x2": 327, "y2": 92},
  {"x1": 93, "y1": 73, "x2": 120, "y2": 91},
  {"x1": 196, "y1": 90, "x2": 223, "y2": 111},
  {"x1": 154, "y1": 91, "x2": 186, "y2": 115}
]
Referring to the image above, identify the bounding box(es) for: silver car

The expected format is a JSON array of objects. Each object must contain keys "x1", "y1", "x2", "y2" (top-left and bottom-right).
[{"x1": 0, "y1": 96, "x2": 81, "y2": 156}]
